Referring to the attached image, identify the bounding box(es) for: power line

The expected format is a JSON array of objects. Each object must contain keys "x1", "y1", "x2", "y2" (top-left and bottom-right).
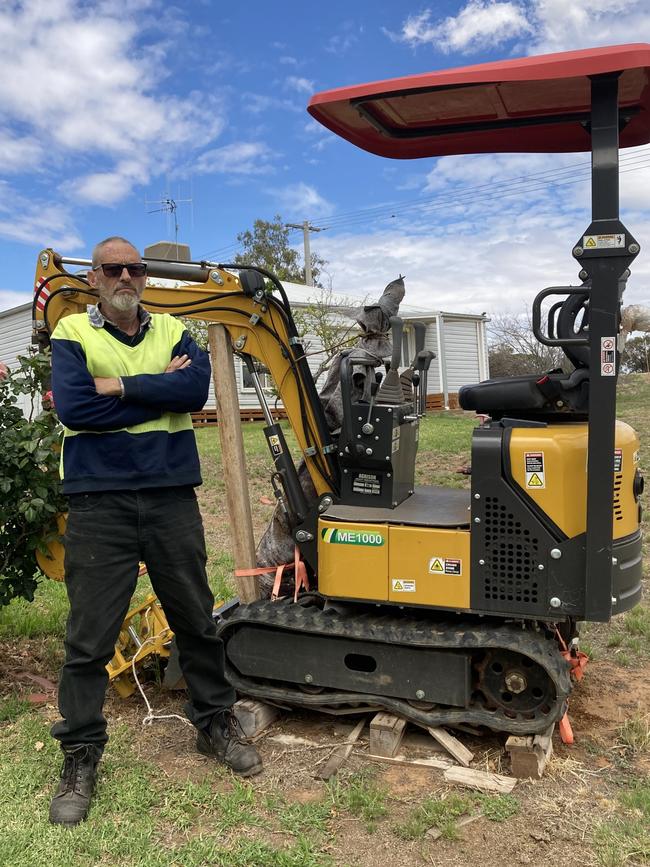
[{"x1": 197, "y1": 145, "x2": 650, "y2": 262}]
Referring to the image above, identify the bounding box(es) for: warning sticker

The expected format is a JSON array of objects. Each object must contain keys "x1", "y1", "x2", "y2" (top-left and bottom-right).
[
  {"x1": 525, "y1": 452, "x2": 545, "y2": 489},
  {"x1": 428, "y1": 557, "x2": 462, "y2": 576},
  {"x1": 268, "y1": 434, "x2": 283, "y2": 457},
  {"x1": 583, "y1": 233, "x2": 625, "y2": 249},
  {"x1": 392, "y1": 578, "x2": 416, "y2": 593},
  {"x1": 601, "y1": 336, "x2": 616, "y2": 377},
  {"x1": 614, "y1": 448, "x2": 623, "y2": 473}
]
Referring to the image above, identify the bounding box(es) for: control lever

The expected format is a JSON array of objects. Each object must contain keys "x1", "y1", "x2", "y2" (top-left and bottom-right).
[
  {"x1": 376, "y1": 316, "x2": 405, "y2": 404},
  {"x1": 400, "y1": 321, "x2": 426, "y2": 403},
  {"x1": 362, "y1": 380, "x2": 380, "y2": 434},
  {"x1": 416, "y1": 350, "x2": 435, "y2": 415}
]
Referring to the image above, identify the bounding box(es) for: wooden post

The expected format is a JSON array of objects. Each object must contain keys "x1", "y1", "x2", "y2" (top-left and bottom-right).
[{"x1": 208, "y1": 324, "x2": 260, "y2": 603}]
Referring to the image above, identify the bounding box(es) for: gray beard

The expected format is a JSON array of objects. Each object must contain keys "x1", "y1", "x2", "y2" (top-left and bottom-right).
[{"x1": 110, "y1": 292, "x2": 140, "y2": 312}]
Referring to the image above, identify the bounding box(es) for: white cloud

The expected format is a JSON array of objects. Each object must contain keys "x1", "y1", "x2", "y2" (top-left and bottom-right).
[
  {"x1": 528, "y1": 0, "x2": 650, "y2": 53},
  {"x1": 285, "y1": 76, "x2": 315, "y2": 95},
  {"x1": 193, "y1": 142, "x2": 274, "y2": 176},
  {"x1": 0, "y1": 0, "x2": 226, "y2": 216},
  {"x1": 390, "y1": 3, "x2": 532, "y2": 53},
  {"x1": 0, "y1": 182, "x2": 83, "y2": 249},
  {"x1": 0, "y1": 131, "x2": 44, "y2": 172},
  {"x1": 325, "y1": 22, "x2": 361, "y2": 55},
  {"x1": 268, "y1": 182, "x2": 335, "y2": 218},
  {"x1": 279, "y1": 55, "x2": 299, "y2": 66},
  {"x1": 243, "y1": 93, "x2": 303, "y2": 115},
  {"x1": 391, "y1": 0, "x2": 650, "y2": 56},
  {"x1": 0, "y1": 289, "x2": 32, "y2": 311}
]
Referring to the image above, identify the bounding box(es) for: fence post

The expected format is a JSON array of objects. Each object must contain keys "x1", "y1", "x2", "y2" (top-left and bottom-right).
[{"x1": 207, "y1": 324, "x2": 260, "y2": 603}]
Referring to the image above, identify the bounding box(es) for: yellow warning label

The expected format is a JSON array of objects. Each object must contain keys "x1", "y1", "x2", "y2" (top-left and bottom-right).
[
  {"x1": 585, "y1": 237, "x2": 597, "y2": 248},
  {"x1": 393, "y1": 580, "x2": 404, "y2": 591},
  {"x1": 527, "y1": 473, "x2": 543, "y2": 487},
  {"x1": 429, "y1": 558, "x2": 444, "y2": 573}
]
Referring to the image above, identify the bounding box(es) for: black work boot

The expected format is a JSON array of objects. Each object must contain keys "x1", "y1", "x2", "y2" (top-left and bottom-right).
[
  {"x1": 196, "y1": 709, "x2": 263, "y2": 777},
  {"x1": 49, "y1": 744, "x2": 101, "y2": 826}
]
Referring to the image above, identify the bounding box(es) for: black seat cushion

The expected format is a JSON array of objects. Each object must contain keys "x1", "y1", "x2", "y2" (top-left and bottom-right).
[{"x1": 459, "y1": 368, "x2": 589, "y2": 420}]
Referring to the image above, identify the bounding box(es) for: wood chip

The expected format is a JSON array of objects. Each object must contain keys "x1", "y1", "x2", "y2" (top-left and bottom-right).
[
  {"x1": 315, "y1": 717, "x2": 366, "y2": 780},
  {"x1": 364, "y1": 752, "x2": 453, "y2": 771},
  {"x1": 444, "y1": 766, "x2": 517, "y2": 793},
  {"x1": 427, "y1": 726, "x2": 474, "y2": 767}
]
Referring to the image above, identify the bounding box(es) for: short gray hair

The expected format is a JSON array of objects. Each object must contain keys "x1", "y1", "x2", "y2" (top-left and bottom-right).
[{"x1": 91, "y1": 236, "x2": 140, "y2": 267}]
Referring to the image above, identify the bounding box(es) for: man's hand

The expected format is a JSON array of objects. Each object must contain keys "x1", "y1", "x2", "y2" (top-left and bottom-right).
[
  {"x1": 94, "y1": 377, "x2": 122, "y2": 396},
  {"x1": 165, "y1": 355, "x2": 192, "y2": 373}
]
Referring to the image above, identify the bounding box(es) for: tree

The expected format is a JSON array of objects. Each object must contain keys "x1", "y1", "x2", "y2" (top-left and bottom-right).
[
  {"x1": 621, "y1": 335, "x2": 650, "y2": 373},
  {"x1": 292, "y1": 288, "x2": 363, "y2": 381},
  {"x1": 488, "y1": 311, "x2": 565, "y2": 378},
  {"x1": 233, "y1": 215, "x2": 327, "y2": 287},
  {"x1": 0, "y1": 349, "x2": 65, "y2": 606}
]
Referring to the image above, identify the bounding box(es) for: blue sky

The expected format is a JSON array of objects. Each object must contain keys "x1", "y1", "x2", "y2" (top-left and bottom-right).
[{"x1": 1, "y1": 0, "x2": 650, "y2": 316}]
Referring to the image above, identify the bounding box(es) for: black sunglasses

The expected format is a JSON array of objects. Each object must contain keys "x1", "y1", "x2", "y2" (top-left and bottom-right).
[{"x1": 93, "y1": 262, "x2": 148, "y2": 278}]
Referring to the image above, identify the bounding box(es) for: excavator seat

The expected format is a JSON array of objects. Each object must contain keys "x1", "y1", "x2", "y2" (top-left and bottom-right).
[{"x1": 458, "y1": 368, "x2": 589, "y2": 420}]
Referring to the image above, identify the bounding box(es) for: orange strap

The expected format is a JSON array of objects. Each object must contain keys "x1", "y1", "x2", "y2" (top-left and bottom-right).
[
  {"x1": 559, "y1": 710, "x2": 574, "y2": 744},
  {"x1": 235, "y1": 546, "x2": 310, "y2": 603},
  {"x1": 555, "y1": 629, "x2": 589, "y2": 682}
]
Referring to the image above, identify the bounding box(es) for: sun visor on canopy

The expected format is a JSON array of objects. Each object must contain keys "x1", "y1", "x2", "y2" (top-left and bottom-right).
[{"x1": 307, "y1": 44, "x2": 650, "y2": 158}]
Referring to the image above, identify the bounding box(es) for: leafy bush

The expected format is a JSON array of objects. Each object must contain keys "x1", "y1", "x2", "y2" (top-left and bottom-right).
[{"x1": 0, "y1": 349, "x2": 64, "y2": 606}]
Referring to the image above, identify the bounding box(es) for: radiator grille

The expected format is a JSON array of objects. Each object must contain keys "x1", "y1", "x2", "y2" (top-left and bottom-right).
[
  {"x1": 483, "y1": 496, "x2": 539, "y2": 604},
  {"x1": 613, "y1": 472, "x2": 624, "y2": 522}
]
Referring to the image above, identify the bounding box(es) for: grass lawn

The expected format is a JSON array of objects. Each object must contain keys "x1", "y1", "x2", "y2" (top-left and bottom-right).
[{"x1": 0, "y1": 378, "x2": 648, "y2": 866}]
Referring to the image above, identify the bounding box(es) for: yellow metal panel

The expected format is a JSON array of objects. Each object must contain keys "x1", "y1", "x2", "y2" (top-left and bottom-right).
[
  {"x1": 388, "y1": 526, "x2": 470, "y2": 609},
  {"x1": 508, "y1": 421, "x2": 640, "y2": 539},
  {"x1": 318, "y1": 520, "x2": 388, "y2": 601}
]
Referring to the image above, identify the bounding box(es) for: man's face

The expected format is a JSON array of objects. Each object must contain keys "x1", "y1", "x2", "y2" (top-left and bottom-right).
[{"x1": 88, "y1": 241, "x2": 146, "y2": 313}]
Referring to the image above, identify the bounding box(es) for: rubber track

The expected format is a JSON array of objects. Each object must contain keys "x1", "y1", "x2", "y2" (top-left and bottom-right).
[{"x1": 217, "y1": 599, "x2": 572, "y2": 735}]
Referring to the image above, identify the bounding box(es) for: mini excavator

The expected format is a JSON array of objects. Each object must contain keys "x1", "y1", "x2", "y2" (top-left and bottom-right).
[{"x1": 34, "y1": 44, "x2": 648, "y2": 735}]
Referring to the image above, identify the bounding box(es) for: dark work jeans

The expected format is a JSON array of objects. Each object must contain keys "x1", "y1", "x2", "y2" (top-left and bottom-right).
[{"x1": 51, "y1": 487, "x2": 236, "y2": 748}]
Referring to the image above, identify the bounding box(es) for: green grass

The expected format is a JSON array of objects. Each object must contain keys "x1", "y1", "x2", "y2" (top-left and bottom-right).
[
  {"x1": 395, "y1": 792, "x2": 473, "y2": 840},
  {"x1": 0, "y1": 714, "x2": 331, "y2": 867},
  {"x1": 616, "y1": 711, "x2": 650, "y2": 755},
  {"x1": 329, "y1": 769, "x2": 388, "y2": 832},
  {"x1": 593, "y1": 781, "x2": 650, "y2": 867}
]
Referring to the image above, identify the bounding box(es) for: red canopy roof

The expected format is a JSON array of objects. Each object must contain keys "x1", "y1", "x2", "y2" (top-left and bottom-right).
[{"x1": 307, "y1": 44, "x2": 650, "y2": 158}]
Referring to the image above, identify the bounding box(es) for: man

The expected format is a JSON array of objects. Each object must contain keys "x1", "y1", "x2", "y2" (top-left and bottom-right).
[
  {"x1": 0, "y1": 361, "x2": 7, "y2": 380},
  {"x1": 49, "y1": 236, "x2": 262, "y2": 827}
]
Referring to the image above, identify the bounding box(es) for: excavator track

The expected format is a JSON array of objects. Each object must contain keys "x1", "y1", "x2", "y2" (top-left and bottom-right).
[{"x1": 217, "y1": 597, "x2": 572, "y2": 735}]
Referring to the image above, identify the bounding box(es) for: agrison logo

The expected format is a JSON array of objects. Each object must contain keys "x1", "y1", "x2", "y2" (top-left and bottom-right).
[{"x1": 321, "y1": 528, "x2": 385, "y2": 546}]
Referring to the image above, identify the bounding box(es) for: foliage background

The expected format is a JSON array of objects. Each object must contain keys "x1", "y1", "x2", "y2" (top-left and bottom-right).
[{"x1": 0, "y1": 350, "x2": 64, "y2": 607}]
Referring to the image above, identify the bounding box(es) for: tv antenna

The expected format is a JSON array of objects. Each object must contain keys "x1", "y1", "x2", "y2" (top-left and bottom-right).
[{"x1": 145, "y1": 192, "x2": 193, "y2": 258}]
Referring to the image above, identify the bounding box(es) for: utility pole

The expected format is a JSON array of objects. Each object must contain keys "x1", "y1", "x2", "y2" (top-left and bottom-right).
[{"x1": 286, "y1": 220, "x2": 324, "y2": 286}]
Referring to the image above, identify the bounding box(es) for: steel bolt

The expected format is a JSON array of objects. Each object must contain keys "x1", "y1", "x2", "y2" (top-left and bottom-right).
[
  {"x1": 295, "y1": 530, "x2": 313, "y2": 542},
  {"x1": 358, "y1": 416, "x2": 363, "y2": 422},
  {"x1": 362, "y1": 423, "x2": 374, "y2": 435},
  {"x1": 304, "y1": 674, "x2": 313, "y2": 683},
  {"x1": 474, "y1": 493, "x2": 481, "y2": 500},
  {"x1": 474, "y1": 517, "x2": 481, "y2": 524},
  {"x1": 550, "y1": 548, "x2": 562, "y2": 560},
  {"x1": 573, "y1": 246, "x2": 584, "y2": 257},
  {"x1": 550, "y1": 597, "x2": 562, "y2": 608},
  {"x1": 478, "y1": 559, "x2": 485, "y2": 566},
  {"x1": 210, "y1": 270, "x2": 224, "y2": 285},
  {"x1": 387, "y1": 473, "x2": 391, "y2": 478},
  {"x1": 629, "y1": 243, "x2": 640, "y2": 254},
  {"x1": 612, "y1": 557, "x2": 618, "y2": 566},
  {"x1": 611, "y1": 596, "x2": 618, "y2": 605},
  {"x1": 415, "y1": 689, "x2": 425, "y2": 700},
  {"x1": 504, "y1": 672, "x2": 527, "y2": 694},
  {"x1": 538, "y1": 564, "x2": 545, "y2": 571},
  {"x1": 318, "y1": 497, "x2": 333, "y2": 512},
  {"x1": 365, "y1": 448, "x2": 373, "y2": 456},
  {"x1": 39, "y1": 252, "x2": 49, "y2": 267}
]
